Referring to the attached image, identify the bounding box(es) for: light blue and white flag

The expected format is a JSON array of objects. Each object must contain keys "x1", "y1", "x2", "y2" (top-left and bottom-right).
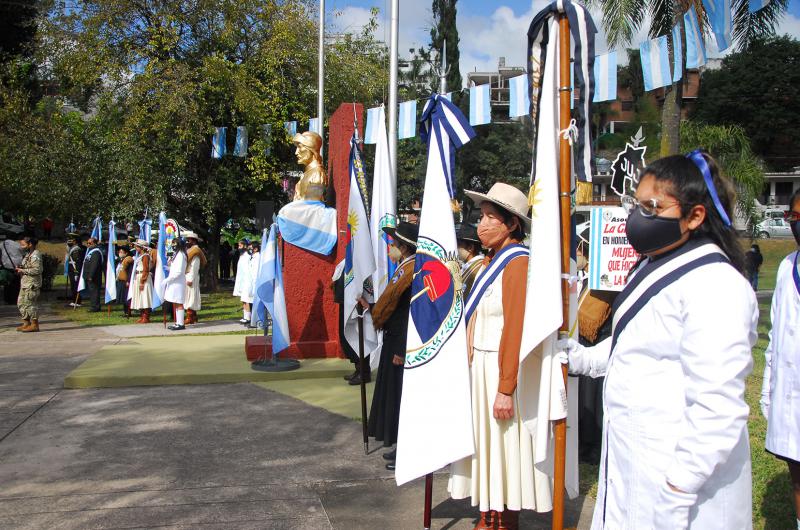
[
  {"x1": 684, "y1": 6, "x2": 707, "y2": 68},
  {"x1": 702, "y1": 0, "x2": 732, "y2": 52},
  {"x1": 343, "y1": 131, "x2": 377, "y2": 360},
  {"x1": 395, "y1": 94, "x2": 475, "y2": 486},
  {"x1": 104, "y1": 220, "x2": 117, "y2": 304},
  {"x1": 469, "y1": 83, "x2": 491, "y2": 126},
  {"x1": 398, "y1": 100, "x2": 417, "y2": 139},
  {"x1": 276, "y1": 200, "x2": 337, "y2": 255},
  {"x1": 90, "y1": 216, "x2": 103, "y2": 242},
  {"x1": 251, "y1": 225, "x2": 291, "y2": 354},
  {"x1": 672, "y1": 25, "x2": 683, "y2": 82},
  {"x1": 233, "y1": 126, "x2": 248, "y2": 157},
  {"x1": 593, "y1": 51, "x2": 617, "y2": 102},
  {"x1": 284, "y1": 121, "x2": 297, "y2": 137},
  {"x1": 640, "y1": 35, "x2": 672, "y2": 91},
  {"x1": 138, "y1": 216, "x2": 152, "y2": 244},
  {"x1": 442, "y1": 92, "x2": 452, "y2": 101},
  {"x1": 364, "y1": 106, "x2": 384, "y2": 145},
  {"x1": 212, "y1": 127, "x2": 226, "y2": 158},
  {"x1": 152, "y1": 212, "x2": 168, "y2": 309},
  {"x1": 509, "y1": 74, "x2": 530, "y2": 117},
  {"x1": 308, "y1": 117, "x2": 321, "y2": 135},
  {"x1": 750, "y1": 0, "x2": 771, "y2": 12},
  {"x1": 369, "y1": 107, "x2": 396, "y2": 364}
]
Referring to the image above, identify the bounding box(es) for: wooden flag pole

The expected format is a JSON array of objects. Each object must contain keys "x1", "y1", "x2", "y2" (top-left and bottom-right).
[
  {"x1": 422, "y1": 473, "x2": 433, "y2": 530},
  {"x1": 552, "y1": 13, "x2": 572, "y2": 530},
  {"x1": 357, "y1": 305, "x2": 369, "y2": 455}
]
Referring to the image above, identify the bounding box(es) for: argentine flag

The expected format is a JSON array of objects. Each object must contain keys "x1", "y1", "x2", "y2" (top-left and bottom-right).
[
  {"x1": 593, "y1": 51, "x2": 617, "y2": 102},
  {"x1": 138, "y1": 216, "x2": 152, "y2": 244},
  {"x1": 308, "y1": 117, "x2": 321, "y2": 135},
  {"x1": 672, "y1": 25, "x2": 683, "y2": 82},
  {"x1": 684, "y1": 6, "x2": 707, "y2": 68},
  {"x1": 364, "y1": 106, "x2": 383, "y2": 145},
  {"x1": 284, "y1": 121, "x2": 297, "y2": 137},
  {"x1": 233, "y1": 126, "x2": 248, "y2": 157},
  {"x1": 702, "y1": 0, "x2": 732, "y2": 51},
  {"x1": 152, "y1": 212, "x2": 168, "y2": 309},
  {"x1": 398, "y1": 100, "x2": 417, "y2": 139},
  {"x1": 251, "y1": 225, "x2": 291, "y2": 353},
  {"x1": 104, "y1": 220, "x2": 117, "y2": 304},
  {"x1": 469, "y1": 83, "x2": 491, "y2": 126},
  {"x1": 640, "y1": 35, "x2": 672, "y2": 91},
  {"x1": 212, "y1": 127, "x2": 226, "y2": 158},
  {"x1": 90, "y1": 216, "x2": 103, "y2": 243},
  {"x1": 509, "y1": 74, "x2": 529, "y2": 118},
  {"x1": 395, "y1": 94, "x2": 475, "y2": 486}
]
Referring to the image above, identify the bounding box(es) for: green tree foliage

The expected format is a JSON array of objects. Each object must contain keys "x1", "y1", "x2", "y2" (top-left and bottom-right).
[
  {"x1": 692, "y1": 36, "x2": 800, "y2": 171},
  {"x1": 429, "y1": 0, "x2": 462, "y2": 97}
]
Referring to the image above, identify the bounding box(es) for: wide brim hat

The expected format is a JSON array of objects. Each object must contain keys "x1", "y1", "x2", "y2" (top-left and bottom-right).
[
  {"x1": 455, "y1": 223, "x2": 481, "y2": 244},
  {"x1": 292, "y1": 131, "x2": 322, "y2": 152},
  {"x1": 133, "y1": 239, "x2": 149, "y2": 249},
  {"x1": 383, "y1": 221, "x2": 419, "y2": 248},
  {"x1": 182, "y1": 230, "x2": 201, "y2": 241},
  {"x1": 464, "y1": 182, "x2": 531, "y2": 229}
]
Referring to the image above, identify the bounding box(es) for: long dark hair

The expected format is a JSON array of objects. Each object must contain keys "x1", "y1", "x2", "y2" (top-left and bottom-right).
[
  {"x1": 642, "y1": 152, "x2": 744, "y2": 273},
  {"x1": 172, "y1": 237, "x2": 188, "y2": 258}
]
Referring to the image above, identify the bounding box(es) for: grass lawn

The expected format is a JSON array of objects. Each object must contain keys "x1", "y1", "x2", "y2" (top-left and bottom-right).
[{"x1": 750, "y1": 239, "x2": 797, "y2": 291}]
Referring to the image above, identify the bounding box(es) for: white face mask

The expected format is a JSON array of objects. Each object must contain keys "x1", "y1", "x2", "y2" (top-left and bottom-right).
[
  {"x1": 388, "y1": 246, "x2": 403, "y2": 264},
  {"x1": 457, "y1": 247, "x2": 471, "y2": 262}
]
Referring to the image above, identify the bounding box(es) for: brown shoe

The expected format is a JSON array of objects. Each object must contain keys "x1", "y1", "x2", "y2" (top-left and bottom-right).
[
  {"x1": 139, "y1": 309, "x2": 151, "y2": 324},
  {"x1": 473, "y1": 511, "x2": 497, "y2": 530},
  {"x1": 186, "y1": 309, "x2": 196, "y2": 325},
  {"x1": 16, "y1": 319, "x2": 31, "y2": 331},
  {"x1": 496, "y1": 509, "x2": 519, "y2": 530},
  {"x1": 21, "y1": 320, "x2": 39, "y2": 333}
]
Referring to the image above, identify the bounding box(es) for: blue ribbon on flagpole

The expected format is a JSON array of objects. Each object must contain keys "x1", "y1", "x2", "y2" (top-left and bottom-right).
[{"x1": 419, "y1": 94, "x2": 476, "y2": 199}]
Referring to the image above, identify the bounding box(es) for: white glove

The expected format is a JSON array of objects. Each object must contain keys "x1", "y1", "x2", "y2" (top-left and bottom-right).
[
  {"x1": 760, "y1": 393, "x2": 770, "y2": 419},
  {"x1": 555, "y1": 337, "x2": 581, "y2": 367},
  {"x1": 652, "y1": 481, "x2": 697, "y2": 530}
]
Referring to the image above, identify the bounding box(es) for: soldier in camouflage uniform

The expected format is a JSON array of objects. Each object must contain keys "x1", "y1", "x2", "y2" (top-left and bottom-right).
[{"x1": 15, "y1": 236, "x2": 43, "y2": 332}]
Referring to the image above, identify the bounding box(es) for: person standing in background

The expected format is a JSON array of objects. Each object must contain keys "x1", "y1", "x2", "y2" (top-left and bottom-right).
[
  {"x1": 65, "y1": 233, "x2": 84, "y2": 307},
  {"x1": 41, "y1": 217, "x2": 54, "y2": 239},
  {"x1": 81, "y1": 237, "x2": 103, "y2": 312},
  {"x1": 164, "y1": 237, "x2": 188, "y2": 331},
  {"x1": 15, "y1": 236, "x2": 43, "y2": 332},
  {"x1": 130, "y1": 240, "x2": 153, "y2": 323},
  {"x1": 184, "y1": 231, "x2": 206, "y2": 324},
  {"x1": 232, "y1": 239, "x2": 252, "y2": 323},
  {"x1": 1, "y1": 234, "x2": 23, "y2": 305},
  {"x1": 115, "y1": 245, "x2": 134, "y2": 317},
  {"x1": 456, "y1": 223, "x2": 484, "y2": 299},
  {"x1": 744, "y1": 244, "x2": 763, "y2": 291}
]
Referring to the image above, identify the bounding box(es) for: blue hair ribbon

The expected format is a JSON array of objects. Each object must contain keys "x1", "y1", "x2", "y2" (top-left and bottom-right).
[{"x1": 686, "y1": 149, "x2": 732, "y2": 228}]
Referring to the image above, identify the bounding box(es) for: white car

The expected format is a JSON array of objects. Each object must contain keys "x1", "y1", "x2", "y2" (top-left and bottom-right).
[
  {"x1": 756, "y1": 217, "x2": 793, "y2": 238},
  {"x1": 0, "y1": 220, "x2": 24, "y2": 236}
]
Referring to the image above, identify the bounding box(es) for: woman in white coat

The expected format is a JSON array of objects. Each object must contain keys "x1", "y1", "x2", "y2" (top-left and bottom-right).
[
  {"x1": 761, "y1": 188, "x2": 800, "y2": 529},
  {"x1": 563, "y1": 152, "x2": 758, "y2": 530},
  {"x1": 232, "y1": 239, "x2": 252, "y2": 323},
  {"x1": 164, "y1": 237, "x2": 188, "y2": 331},
  {"x1": 245, "y1": 241, "x2": 261, "y2": 327}
]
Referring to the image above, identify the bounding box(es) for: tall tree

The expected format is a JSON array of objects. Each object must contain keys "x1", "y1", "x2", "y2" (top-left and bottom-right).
[
  {"x1": 429, "y1": 0, "x2": 462, "y2": 96},
  {"x1": 587, "y1": 0, "x2": 788, "y2": 157},
  {"x1": 692, "y1": 36, "x2": 800, "y2": 171}
]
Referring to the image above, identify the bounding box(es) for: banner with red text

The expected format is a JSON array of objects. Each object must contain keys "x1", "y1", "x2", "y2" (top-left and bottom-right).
[{"x1": 588, "y1": 207, "x2": 639, "y2": 291}]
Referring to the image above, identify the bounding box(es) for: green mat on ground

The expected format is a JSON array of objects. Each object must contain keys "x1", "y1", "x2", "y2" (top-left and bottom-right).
[
  {"x1": 255, "y1": 379, "x2": 375, "y2": 421},
  {"x1": 64, "y1": 335, "x2": 352, "y2": 389}
]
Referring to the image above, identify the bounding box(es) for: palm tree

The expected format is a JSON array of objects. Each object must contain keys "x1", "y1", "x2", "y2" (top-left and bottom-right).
[{"x1": 587, "y1": 0, "x2": 788, "y2": 157}]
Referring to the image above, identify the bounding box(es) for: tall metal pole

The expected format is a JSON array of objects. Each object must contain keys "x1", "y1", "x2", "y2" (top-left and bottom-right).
[
  {"x1": 439, "y1": 40, "x2": 447, "y2": 95},
  {"x1": 318, "y1": 0, "x2": 325, "y2": 151},
  {"x1": 552, "y1": 13, "x2": 572, "y2": 530},
  {"x1": 387, "y1": 0, "x2": 399, "y2": 176}
]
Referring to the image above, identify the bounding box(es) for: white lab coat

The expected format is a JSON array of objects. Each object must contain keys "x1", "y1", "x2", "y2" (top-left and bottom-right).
[
  {"x1": 762, "y1": 250, "x2": 800, "y2": 463},
  {"x1": 570, "y1": 256, "x2": 758, "y2": 530},
  {"x1": 185, "y1": 255, "x2": 202, "y2": 311},
  {"x1": 245, "y1": 251, "x2": 260, "y2": 303},
  {"x1": 232, "y1": 252, "x2": 252, "y2": 302},
  {"x1": 163, "y1": 252, "x2": 187, "y2": 305}
]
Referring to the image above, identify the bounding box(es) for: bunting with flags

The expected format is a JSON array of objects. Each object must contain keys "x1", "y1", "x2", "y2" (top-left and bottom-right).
[
  {"x1": 395, "y1": 94, "x2": 475, "y2": 486},
  {"x1": 509, "y1": 74, "x2": 529, "y2": 118},
  {"x1": 398, "y1": 100, "x2": 417, "y2": 139},
  {"x1": 212, "y1": 127, "x2": 226, "y2": 158},
  {"x1": 251, "y1": 225, "x2": 291, "y2": 353},
  {"x1": 684, "y1": 6, "x2": 707, "y2": 68},
  {"x1": 262, "y1": 124, "x2": 273, "y2": 156},
  {"x1": 672, "y1": 25, "x2": 683, "y2": 82},
  {"x1": 343, "y1": 131, "x2": 378, "y2": 363},
  {"x1": 364, "y1": 106, "x2": 383, "y2": 145},
  {"x1": 233, "y1": 126, "x2": 248, "y2": 157},
  {"x1": 593, "y1": 51, "x2": 617, "y2": 102},
  {"x1": 104, "y1": 220, "x2": 117, "y2": 304},
  {"x1": 308, "y1": 117, "x2": 321, "y2": 135},
  {"x1": 640, "y1": 35, "x2": 672, "y2": 91},
  {"x1": 284, "y1": 121, "x2": 297, "y2": 137},
  {"x1": 469, "y1": 84, "x2": 491, "y2": 126},
  {"x1": 703, "y1": 0, "x2": 732, "y2": 52}
]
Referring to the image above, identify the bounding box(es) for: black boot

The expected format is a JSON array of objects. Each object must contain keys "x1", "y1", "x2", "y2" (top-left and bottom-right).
[
  {"x1": 348, "y1": 370, "x2": 371, "y2": 385},
  {"x1": 343, "y1": 368, "x2": 359, "y2": 381}
]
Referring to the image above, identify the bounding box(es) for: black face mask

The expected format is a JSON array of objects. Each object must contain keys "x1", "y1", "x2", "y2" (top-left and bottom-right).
[
  {"x1": 791, "y1": 220, "x2": 800, "y2": 245},
  {"x1": 625, "y1": 206, "x2": 684, "y2": 255}
]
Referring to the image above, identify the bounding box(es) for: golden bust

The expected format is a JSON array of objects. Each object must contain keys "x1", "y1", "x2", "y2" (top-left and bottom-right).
[{"x1": 292, "y1": 131, "x2": 328, "y2": 202}]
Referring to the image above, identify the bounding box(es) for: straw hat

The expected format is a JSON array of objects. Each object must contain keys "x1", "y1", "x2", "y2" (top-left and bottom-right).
[
  {"x1": 382, "y1": 221, "x2": 419, "y2": 248},
  {"x1": 182, "y1": 230, "x2": 201, "y2": 241},
  {"x1": 133, "y1": 238, "x2": 149, "y2": 249},
  {"x1": 292, "y1": 131, "x2": 322, "y2": 152},
  {"x1": 464, "y1": 182, "x2": 531, "y2": 229}
]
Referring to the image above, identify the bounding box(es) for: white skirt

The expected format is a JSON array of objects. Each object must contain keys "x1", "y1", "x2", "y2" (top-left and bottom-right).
[
  {"x1": 185, "y1": 283, "x2": 201, "y2": 310},
  {"x1": 448, "y1": 348, "x2": 553, "y2": 513},
  {"x1": 130, "y1": 274, "x2": 153, "y2": 310}
]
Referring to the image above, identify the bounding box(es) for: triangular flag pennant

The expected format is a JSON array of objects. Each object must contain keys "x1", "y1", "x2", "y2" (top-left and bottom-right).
[
  {"x1": 702, "y1": 0, "x2": 732, "y2": 52},
  {"x1": 212, "y1": 127, "x2": 226, "y2": 158},
  {"x1": 398, "y1": 100, "x2": 417, "y2": 139},
  {"x1": 364, "y1": 106, "x2": 384, "y2": 145},
  {"x1": 468, "y1": 83, "x2": 491, "y2": 126},
  {"x1": 672, "y1": 25, "x2": 683, "y2": 83},
  {"x1": 640, "y1": 36, "x2": 672, "y2": 91},
  {"x1": 684, "y1": 6, "x2": 707, "y2": 68},
  {"x1": 233, "y1": 126, "x2": 248, "y2": 157},
  {"x1": 593, "y1": 51, "x2": 617, "y2": 102},
  {"x1": 509, "y1": 74, "x2": 529, "y2": 117}
]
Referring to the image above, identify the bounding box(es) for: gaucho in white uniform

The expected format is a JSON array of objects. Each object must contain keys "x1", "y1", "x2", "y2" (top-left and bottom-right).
[
  {"x1": 164, "y1": 237, "x2": 187, "y2": 331},
  {"x1": 232, "y1": 239, "x2": 252, "y2": 323},
  {"x1": 564, "y1": 152, "x2": 758, "y2": 530},
  {"x1": 761, "y1": 188, "x2": 800, "y2": 530}
]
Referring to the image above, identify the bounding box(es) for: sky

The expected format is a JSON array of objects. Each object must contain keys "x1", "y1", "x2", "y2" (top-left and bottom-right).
[{"x1": 328, "y1": 0, "x2": 800, "y2": 87}]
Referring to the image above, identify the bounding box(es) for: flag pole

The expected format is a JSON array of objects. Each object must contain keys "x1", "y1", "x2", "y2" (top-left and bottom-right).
[
  {"x1": 423, "y1": 473, "x2": 433, "y2": 530},
  {"x1": 357, "y1": 305, "x2": 369, "y2": 455},
  {"x1": 553, "y1": 13, "x2": 572, "y2": 530}
]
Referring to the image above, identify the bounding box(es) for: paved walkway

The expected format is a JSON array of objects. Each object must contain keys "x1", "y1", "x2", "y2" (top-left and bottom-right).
[
  {"x1": 97, "y1": 319, "x2": 252, "y2": 338},
  {"x1": 0, "y1": 303, "x2": 592, "y2": 529}
]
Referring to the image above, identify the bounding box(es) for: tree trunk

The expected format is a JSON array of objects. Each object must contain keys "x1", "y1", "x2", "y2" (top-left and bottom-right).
[
  {"x1": 200, "y1": 219, "x2": 221, "y2": 293},
  {"x1": 660, "y1": 8, "x2": 685, "y2": 157}
]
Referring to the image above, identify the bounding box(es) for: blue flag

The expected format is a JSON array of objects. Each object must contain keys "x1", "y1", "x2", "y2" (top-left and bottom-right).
[
  {"x1": 138, "y1": 216, "x2": 152, "y2": 244},
  {"x1": 593, "y1": 52, "x2": 617, "y2": 102},
  {"x1": 252, "y1": 224, "x2": 290, "y2": 354},
  {"x1": 91, "y1": 216, "x2": 103, "y2": 242},
  {"x1": 234, "y1": 126, "x2": 248, "y2": 157},
  {"x1": 684, "y1": 6, "x2": 707, "y2": 69},
  {"x1": 212, "y1": 127, "x2": 226, "y2": 158},
  {"x1": 104, "y1": 220, "x2": 117, "y2": 304},
  {"x1": 702, "y1": 0, "x2": 732, "y2": 52},
  {"x1": 152, "y1": 212, "x2": 167, "y2": 309},
  {"x1": 640, "y1": 36, "x2": 672, "y2": 91},
  {"x1": 672, "y1": 25, "x2": 683, "y2": 82}
]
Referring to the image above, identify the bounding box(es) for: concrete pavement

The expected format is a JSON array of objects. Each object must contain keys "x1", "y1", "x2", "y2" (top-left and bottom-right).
[{"x1": 0, "y1": 302, "x2": 592, "y2": 529}]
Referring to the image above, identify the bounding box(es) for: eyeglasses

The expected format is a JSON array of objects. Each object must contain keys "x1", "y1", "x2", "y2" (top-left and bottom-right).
[
  {"x1": 620, "y1": 195, "x2": 680, "y2": 217},
  {"x1": 784, "y1": 211, "x2": 800, "y2": 223}
]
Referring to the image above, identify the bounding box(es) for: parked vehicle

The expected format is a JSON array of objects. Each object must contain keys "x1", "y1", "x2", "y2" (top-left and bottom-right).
[{"x1": 756, "y1": 217, "x2": 793, "y2": 238}]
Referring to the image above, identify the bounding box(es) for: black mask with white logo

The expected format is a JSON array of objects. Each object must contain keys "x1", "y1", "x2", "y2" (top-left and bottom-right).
[{"x1": 625, "y1": 206, "x2": 684, "y2": 255}]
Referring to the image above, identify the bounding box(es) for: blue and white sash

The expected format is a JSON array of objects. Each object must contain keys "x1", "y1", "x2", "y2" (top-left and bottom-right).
[
  {"x1": 792, "y1": 251, "x2": 799, "y2": 298},
  {"x1": 464, "y1": 243, "x2": 528, "y2": 324},
  {"x1": 609, "y1": 238, "x2": 730, "y2": 352}
]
